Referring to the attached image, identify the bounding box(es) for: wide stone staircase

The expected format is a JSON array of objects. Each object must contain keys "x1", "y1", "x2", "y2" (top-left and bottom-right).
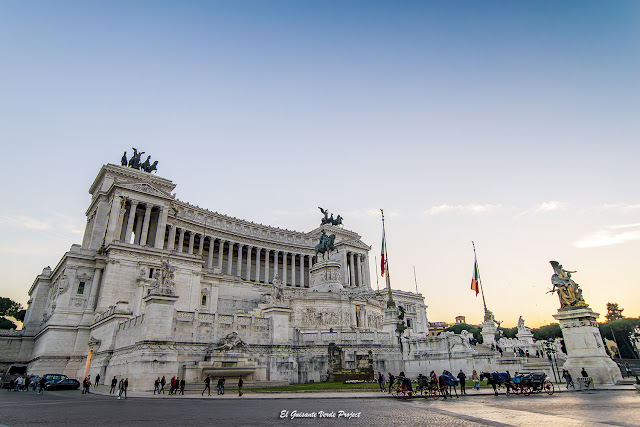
[{"x1": 614, "y1": 358, "x2": 640, "y2": 385}]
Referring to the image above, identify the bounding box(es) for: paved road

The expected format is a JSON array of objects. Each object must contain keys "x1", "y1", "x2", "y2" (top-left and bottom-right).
[{"x1": 0, "y1": 389, "x2": 638, "y2": 426}]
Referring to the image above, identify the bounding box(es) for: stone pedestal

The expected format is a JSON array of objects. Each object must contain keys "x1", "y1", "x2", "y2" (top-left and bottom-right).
[
  {"x1": 263, "y1": 307, "x2": 292, "y2": 344},
  {"x1": 309, "y1": 259, "x2": 343, "y2": 292},
  {"x1": 553, "y1": 307, "x2": 622, "y2": 385},
  {"x1": 142, "y1": 292, "x2": 178, "y2": 341},
  {"x1": 481, "y1": 319, "x2": 498, "y2": 347}
]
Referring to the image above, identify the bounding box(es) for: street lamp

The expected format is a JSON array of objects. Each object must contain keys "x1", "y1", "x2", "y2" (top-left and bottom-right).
[{"x1": 543, "y1": 342, "x2": 560, "y2": 384}]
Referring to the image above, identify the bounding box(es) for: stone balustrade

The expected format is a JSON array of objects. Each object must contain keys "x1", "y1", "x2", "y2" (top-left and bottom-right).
[{"x1": 301, "y1": 330, "x2": 391, "y2": 345}]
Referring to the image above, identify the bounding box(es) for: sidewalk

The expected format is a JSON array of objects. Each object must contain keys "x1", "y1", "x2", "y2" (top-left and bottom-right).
[{"x1": 88, "y1": 383, "x2": 636, "y2": 400}]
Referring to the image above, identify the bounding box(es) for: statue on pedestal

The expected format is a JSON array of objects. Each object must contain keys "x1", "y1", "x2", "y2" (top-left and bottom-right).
[
  {"x1": 549, "y1": 261, "x2": 588, "y2": 308},
  {"x1": 315, "y1": 228, "x2": 338, "y2": 260}
]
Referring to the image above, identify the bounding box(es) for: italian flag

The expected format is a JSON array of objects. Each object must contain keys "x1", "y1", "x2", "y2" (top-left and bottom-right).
[
  {"x1": 471, "y1": 258, "x2": 479, "y2": 296},
  {"x1": 380, "y1": 234, "x2": 386, "y2": 277}
]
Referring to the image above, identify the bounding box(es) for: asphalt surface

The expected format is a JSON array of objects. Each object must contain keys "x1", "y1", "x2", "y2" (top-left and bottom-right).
[{"x1": 0, "y1": 388, "x2": 638, "y2": 426}]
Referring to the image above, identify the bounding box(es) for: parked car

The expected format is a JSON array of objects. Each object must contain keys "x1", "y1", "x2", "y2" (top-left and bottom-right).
[
  {"x1": 44, "y1": 378, "x2": 80, "y2": 391},
  {"x1": 42, "y1": 374, "x2": 68, "y2": 384}
]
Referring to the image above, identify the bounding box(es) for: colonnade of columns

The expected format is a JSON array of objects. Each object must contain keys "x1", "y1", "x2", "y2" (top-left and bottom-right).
[
  {"x1": 113, "y1": 199, "x2": 370, "y2": 289},
  {"x1": 165, "y1": 225, "x2": 315, "y2": 287},
  {"x1": 345, "y1": 251, "x2": 369, "y2": 287},
  {"x1": 116, "y1": 200, "x2": 168, "y2": 248}
]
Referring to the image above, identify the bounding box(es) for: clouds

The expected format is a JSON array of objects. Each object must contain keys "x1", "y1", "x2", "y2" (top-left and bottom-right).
[
  {"x1": 0, "y1": 215, "x2": 50, "y2": 230},
  {"x1": 425, "y1": 203, "x2": 501, "y2": 216},
  {"x1": 575, "y1": 223, "x2": 640, "y2": 248}
]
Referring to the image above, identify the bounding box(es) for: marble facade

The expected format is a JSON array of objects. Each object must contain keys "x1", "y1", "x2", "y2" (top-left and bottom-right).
[{"x1": 4, "y1": 164, "x2": 429, "y2": 389}]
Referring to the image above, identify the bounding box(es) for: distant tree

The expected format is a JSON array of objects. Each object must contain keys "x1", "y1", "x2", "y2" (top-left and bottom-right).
[
  {"x1": 599, "y1": 317, "x2": 640, "y2": 359},
  {"x1": 442, "y1": 323, "x2": 483, "y2": 343},
  {"x1": 0, "y1": 297, "x2": 25, "y2": 329},
  {"x1": 500, "y1": 327, "x2": 518, "y2": 339},
  {"x1": 0, "y1": 297, "x2": 22, "y2": 318},
  {"x1": 14, "y1": 309, "x2": 26, "y2": 322},
  {"x1": 0, "y1": 317, "x2": 17, "y2": 330},
  {"x1": 531, "y1": 323, "x2": 562, "y2": 341},
  {"x1": 605, "y1": 303, "x2": 624, "y2": 322}
]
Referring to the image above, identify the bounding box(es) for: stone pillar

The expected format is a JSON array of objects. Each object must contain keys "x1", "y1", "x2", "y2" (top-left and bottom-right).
[
  {"x1": 188, "y1": 232, "x2": 195, "y2": 255},
  {"x1": 217, "y1": 240, "x2": 225, "y2": 270},
  {"x1": 236, "y1": 244, "x2": 244, "y2": 277},
  {"x1": 207, "y1": 237, "x2": 214, "y2": 268},
  {"x1": 177, "y1": 228, "x2": 185, "y2": 253},
  {"x1": 264, "y1": 249, "x2": 270, "y2": 284},
  {"x1": 356, "y1": 254, "x2": 362, "y2": 287},
  {"x1": 124, "y1": 201, "x2": 138, "y2": 244},
  {"x1": 133, "y1": 206, "x2": 145, "y2": 244},
  {"x1": 306, "y1": 255, "x2": 312, "y2": 287},
  {"x1": 105, "y1": 196, "x2": 123, "y2": 244},
  {"x1": 143, "y1": 293, "x2": 179, "y2": 341},
  {"x1": 115, "y1": 201, "x2": 127, "y2": 241},
  {"x1": 139, "y1": 204, "x2": 152, "y2": 245},
  {"x1": 364, "y1": 253, "x2": 371, "y2": 288},
  {"x1": 255, "y1": 247, "x2": 262, "y2": 283},
  {"x1": 227, "y1": 242, "x2": 234, "y2": 275},
  {"x1": 198, "y1": 234, "x2": 204, "y2": 256},
  {"x1": 154, "y1": 207, "x2": 169, "y2": 249},
  {"x1": 349, "y1": 252, "x2": 356, "y2": 287},
  {"x1": 167, "y1": 225, "x2": 176, "y2": 250},
  {"x1": 246, "y1": 246, "x2": 252, "y2": 281},
  {"x1": 340, "y1": 250, "x2": 348, "y2": 287},
  {"x1": 282, "y1": 252, "x2": 288, "y2": 285},
  {"x1": 273, "y1": 251, "x2": 279, "y2": 282},
  {"x1": 291, "y1": 254, "x2": 296, "y2": 287},
  {"x1": 553, "y1": 307, "x2": 623, "y2": 385}
]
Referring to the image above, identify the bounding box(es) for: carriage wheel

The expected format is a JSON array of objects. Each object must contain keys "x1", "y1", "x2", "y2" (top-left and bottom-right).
[
  {"x1": 543, "y1": 381, "x2": 554, "y2": 395},
  {"x1": 392, "y1": 385, "x2": 401, "y2": 398},
  {"x1": 522, "y1": 386, "x2": 532, "y2": 396},
  {"x1": 429, "y1": 387, "x2": 440, "y2": 399}
]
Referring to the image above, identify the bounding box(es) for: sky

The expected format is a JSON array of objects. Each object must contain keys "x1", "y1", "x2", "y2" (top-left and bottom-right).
[{"x1": 1, "y1": 0, "x2": 639, "y2": 328}]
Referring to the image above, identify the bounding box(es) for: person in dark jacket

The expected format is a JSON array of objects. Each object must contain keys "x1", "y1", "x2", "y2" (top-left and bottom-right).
[
  {"x1": 457, "y1": 370, "x2": 467, "y2": 394},
  {"x1": 179, "y1": 378, "x2": 185, "y2": 395},
  {"x1": 110, "y1": 376, "x2": 117, "y2": 394},
  {"x1": 202, "y1": 375, "x2": 211, "y2": 396},
  {"x1": 387, "y1": 372, "x2": 395, "y2": 394}
]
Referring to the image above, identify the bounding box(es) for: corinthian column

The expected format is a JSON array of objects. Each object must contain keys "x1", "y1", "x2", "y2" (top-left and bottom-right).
[
  {"x1": 255, "y1": 248, "x2": 262, "y2": 283},
  {"x1": 246, "y1": 246, "x2": 252, "y2": 281},
  {"x1": 282, "y1": 252, "x2": 288, "y2": 285},
  {"x1": 227, "y1": 242, "x2": 234, "y2": 275},
  {"x1": 124, "y1": 202, "x2": 138, "y2": 244},
  {"x1": 349, "y1": 252, "x2": 356, "y2": 287},
  {"x1": 139, "y1": 204, "x2": 152, "y2": 245},
  {"x1": 236, "y1": 244, "x2": 244, "y2": 277},
  {"x1": 264, "y1": 249, "x2": 270, "y2": 283}
]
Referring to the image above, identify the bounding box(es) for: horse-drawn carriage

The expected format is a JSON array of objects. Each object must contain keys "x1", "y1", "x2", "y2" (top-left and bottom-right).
[
  {"x1": 511, "y1": 372, "x2": 554, "y2": 396},
  {"x1": 481, "y1": 371, "x2": 554, "y2": 396}
]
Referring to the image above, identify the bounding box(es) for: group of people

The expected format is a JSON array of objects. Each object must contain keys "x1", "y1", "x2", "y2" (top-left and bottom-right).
[
  {"x1": 7, "y1": 375, "x2": 47, "y2": 393},
  {"x1": 201, "y1": 375, "x2": 243, "y2": 396},
  {"x1": 153, "y1": 376, "x2": 186, "y2": 395},
  {"x1": 378, "y1": 369, "x2": 482, "y2": 397},
  {"x1": 108, "y1": 376, "x2": 129, "y2": 399}
]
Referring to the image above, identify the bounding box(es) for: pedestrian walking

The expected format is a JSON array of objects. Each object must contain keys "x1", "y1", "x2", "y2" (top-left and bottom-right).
[
  {"x1": 377, "y1": 371, "x2": 386, "y2": 392},
  {"x1": 160, "y1": 376, "x2": 166, "y2": 394},
  {"x1": 154, "y1": 377, "x2": 160, "y2": 394},
  {"x1": 169, "y1": 376, "x2": 175, "y2": 395},
  {"x1": 457, "y1": 370, "x2": 467, "y2": 394},
  {"x1": 217, "y1": 377, "x2": 224, "y2": 395},
  {"x1": 625, "y1": 362, "x2": 633, "y2": 378},
  {"x1": 387, "y1": 372, "x2": 395, "y2": 394},
  {"x1": 238, "y1": 376, "x2": 243, "y2": 397},
  {"x1": 110, "y1": 376, "x2": 117, "y2": 394},
  {"x1": 179, "y1": 378, "x2": 185, "y2": 395},
  {"x1": 94, "y1": 373, "x2": 100, "y2": 387},
  {"x1": 565, "y1": 371, "x2": 575, "y2": 389},
  {"x1": 38, "y1": 376, "x2": 46, "y2": 394},
  {"x1": 123, "y1": 378, "x2": 128, "y2": 399},
  {"x1": 472, "y1": 370, "x2": 480, "y2": 391},
  {"x1": 117, "y1": 379, "x2": 124, "y2": 399},
  {"x1": 202, "y1": 375, "x2": 211, "y2": 396}
]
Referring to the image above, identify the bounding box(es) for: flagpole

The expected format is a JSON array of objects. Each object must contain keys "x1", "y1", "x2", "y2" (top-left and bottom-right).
[
  {"x1": 413, "y1": 265, "x2": 419, "y2": 294},
  {"x1": 472, "y1": 241, "x2": 488, "y2": 313},
  {"x1": 375, "y1": 255, "x2": 380, "y2": 295},
  {"x1": 381, "y1": 209, "x2": 395, "y2": 308}
]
